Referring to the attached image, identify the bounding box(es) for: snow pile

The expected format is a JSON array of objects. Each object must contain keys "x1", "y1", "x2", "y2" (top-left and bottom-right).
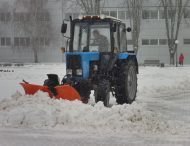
[{"x1": 0, "y1": 91, "x2": 182, "y2": 135}]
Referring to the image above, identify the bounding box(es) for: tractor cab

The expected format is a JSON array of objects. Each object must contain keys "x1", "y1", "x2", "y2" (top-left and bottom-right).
[
  {"x1": 62, "y1": 15, "x2": 132, "y2": 52},
  {"x1": 62, "y1": 15, "x2": 132, "y2": 79},
  {"x1": 68, "y1": 15, "x2": 128, "y2": 53}
]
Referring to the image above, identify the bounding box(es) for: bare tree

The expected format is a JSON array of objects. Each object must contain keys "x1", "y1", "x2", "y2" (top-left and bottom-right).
[
  {"x1": 61, "y1": 0, "x2": 77, "y2": 13},
  {"x1": 76, "y1": 0, "x2": 101, "y2": 15},
  {"x1": 14, "y1": 0, "x2": 51, "y2": 63},
  {"x1": 160, "y1": 0, "x2": 190, "y2": 65},
  {"x1": 125, "y1": 0, "x2": 143, "y2": 54}
]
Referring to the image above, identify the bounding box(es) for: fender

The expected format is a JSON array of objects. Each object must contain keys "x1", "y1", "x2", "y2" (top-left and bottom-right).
[{"x1": 118, "y1": 52, "x2": 138, "y2": 74}]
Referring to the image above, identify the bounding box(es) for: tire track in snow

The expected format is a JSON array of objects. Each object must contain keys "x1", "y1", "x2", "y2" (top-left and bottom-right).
[{"x1": 139, "y1": 87, "x2": 190, "y2": 132}]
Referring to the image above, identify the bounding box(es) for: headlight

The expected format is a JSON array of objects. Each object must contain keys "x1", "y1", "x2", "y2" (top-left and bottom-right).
[
  {"x1": 76, "y1": 69, "x2": 83, "y2": 76},
  {"x1": 78, "y1": 15, "x2": 83, "y2": 20},
  {"x1": 93, "y1": 65, "x2": 98, "y2": 71},
  {"x1": 100, "y1": 14, "x2": 105, "y2": 19},
  {"x1": 66, "y1": 69, "x2": 72, "y2": 75}
]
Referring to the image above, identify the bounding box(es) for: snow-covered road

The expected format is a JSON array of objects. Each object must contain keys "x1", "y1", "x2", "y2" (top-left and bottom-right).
[
  {"x1": 0, "y1": 64, "x2": 190, "y2": 146},
  {"x1": 0, "y1": 128, "x2": 189, "y2": 146}
]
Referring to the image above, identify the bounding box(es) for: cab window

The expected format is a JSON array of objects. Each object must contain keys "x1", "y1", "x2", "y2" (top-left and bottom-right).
[{"x1": 120, "y1": 25, "x2": 127, "y2": 52}]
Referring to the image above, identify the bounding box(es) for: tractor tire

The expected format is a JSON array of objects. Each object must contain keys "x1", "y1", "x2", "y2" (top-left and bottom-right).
[
  {"x1": 74, "y1": 80, "x2": 91, "y2": 104},
  {"x1": 116, "y1": 60, "x2": 137, "y2": 104},
  {"x1": 94, "y1": 80, "x2": 110, "y2": 107}
]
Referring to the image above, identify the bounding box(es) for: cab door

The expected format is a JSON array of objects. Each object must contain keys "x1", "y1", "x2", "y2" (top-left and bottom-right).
[{"x1": 119, "y1": 24, "x2": 127, "y2": 52}]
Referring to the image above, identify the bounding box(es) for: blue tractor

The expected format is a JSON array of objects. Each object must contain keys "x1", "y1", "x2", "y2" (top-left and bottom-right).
[{"x1": 61, "y1": 15, "x2": 138, "y2": 106}]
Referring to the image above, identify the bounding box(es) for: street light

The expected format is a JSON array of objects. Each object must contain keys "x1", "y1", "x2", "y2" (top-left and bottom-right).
[{"x1": 175, "y1": 40, "x2": 179, "y2": 67}]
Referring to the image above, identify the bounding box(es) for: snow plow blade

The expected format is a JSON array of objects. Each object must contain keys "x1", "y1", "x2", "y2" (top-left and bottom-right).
[{"x1": 20, "y1": 83, "x2": 81, "y2": 101}]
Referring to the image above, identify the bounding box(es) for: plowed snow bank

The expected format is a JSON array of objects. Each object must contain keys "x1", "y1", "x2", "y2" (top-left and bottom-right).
[{"x1": 0, "y1": 91, "x2": 182, "y2": 135}]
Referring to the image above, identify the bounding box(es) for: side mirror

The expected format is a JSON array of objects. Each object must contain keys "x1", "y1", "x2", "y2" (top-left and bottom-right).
[
  {"x1": 112, "y1": 23, "x2": 117, "y2": 32},
  {"x1": 61, "y1": 21, "x2": 67, "y2": 33},
  {"x1": 126, "y1": 27, "x2": 131, "y2": 32},
  {"x1": 60, "y1": 47, "x2": 66, "y2": 53}
]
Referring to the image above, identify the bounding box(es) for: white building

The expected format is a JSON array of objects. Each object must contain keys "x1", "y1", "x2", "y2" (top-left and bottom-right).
[
  {"x1": 0, "y1": 0, "x2": 190, "y2": 64},
  {"x1": 0, "y1": 0, "x2": 63, "y2": 63},
  {"x1": 102, "y1": 0, "x2": 190, "y2": 64}
]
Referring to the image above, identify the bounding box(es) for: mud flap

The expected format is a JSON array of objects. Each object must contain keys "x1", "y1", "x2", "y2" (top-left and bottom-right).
[{"x1": 20, "y1": 83, "x2": 81, "y2": 101}]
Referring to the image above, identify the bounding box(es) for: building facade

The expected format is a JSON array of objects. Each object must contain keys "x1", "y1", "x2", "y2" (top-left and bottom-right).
[
  {"x1": 0, "y1": 0, "x2": 64, "y2": 63},
  {"x1": 102, "y1": 0, "x2": 190, "y2": 64},
  {"x1": 0, "y1": 0, "x2": 190, "y2": 64}
]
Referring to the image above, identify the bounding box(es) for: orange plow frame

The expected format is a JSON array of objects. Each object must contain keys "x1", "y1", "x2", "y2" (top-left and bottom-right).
[{"x1": 20, "y1": 83, "x2": 81, "y2": 101}]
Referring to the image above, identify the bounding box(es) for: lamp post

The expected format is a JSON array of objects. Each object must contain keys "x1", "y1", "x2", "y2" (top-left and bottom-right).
[{"x1": 175, "y1": 40, "x2": 179, "y2": 67}]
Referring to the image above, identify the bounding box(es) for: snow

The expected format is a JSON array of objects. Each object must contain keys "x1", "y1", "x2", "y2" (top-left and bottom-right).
[
  {"x1": 0, "y1": 92, "x2": 181, "y2": 135},
  {"x1": 0, "y1": 64, "x2": 190, "y2": 145}
]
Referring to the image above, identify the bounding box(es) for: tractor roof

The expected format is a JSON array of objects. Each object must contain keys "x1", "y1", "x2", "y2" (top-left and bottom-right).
[{"x1": 73, "y1": 15, "x2": 123, "y2": 24}]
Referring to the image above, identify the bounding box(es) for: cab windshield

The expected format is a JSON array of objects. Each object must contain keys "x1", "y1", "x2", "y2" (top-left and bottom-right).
[{"x1": 73, "y1": 23, "x2": 111, "y2": 52}]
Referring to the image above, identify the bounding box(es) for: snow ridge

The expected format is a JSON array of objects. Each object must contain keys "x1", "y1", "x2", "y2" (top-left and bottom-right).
[{"x1": 0, "y1": 91, "x2": 183, "y2": 135}]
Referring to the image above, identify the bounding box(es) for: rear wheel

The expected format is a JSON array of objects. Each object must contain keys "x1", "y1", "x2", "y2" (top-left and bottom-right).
[
  {"x1": 94, "y1": 80, "x2": 110, "y2": 107},
  {"x1": 116, "y1": 60, "x2": 137, "y2": 104}
]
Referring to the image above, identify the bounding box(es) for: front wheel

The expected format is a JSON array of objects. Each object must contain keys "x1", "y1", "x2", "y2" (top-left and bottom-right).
[
  {"x1": 116, "y1": 60, "x2": 137, "y2": 104},
  {"x1": 74, "y1": 80, "x2": 91, "y2": 103},
  {"x1": 94, "y1": 80, "x2": 110, "y2": 107}
]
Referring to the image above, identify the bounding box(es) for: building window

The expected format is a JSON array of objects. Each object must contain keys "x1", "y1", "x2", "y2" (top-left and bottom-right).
[
  {"x1": 142, "y1": 10, "x2": 150, "y2": 19},
  {"x1": 14, "y1": 13, "x2": 30, "y2": 22},
  {"x1": 159, "y1": 39, "x2": 167, "y2": 45},
  {"x1": 0, "y1": 12, "x2": 11, "y2": 22},
  {"x1": 110, "y1": 11, "x2": 117, "y2": 18},
  {"x1": 168, "y1": 10, "x2": 175, "y2": 19},
  {"x1": 37, "y1": 12, "x2": 49, "y2": 21},
  {"x1": 34, "y1": 37, "x2": 49, "y2": 46},
  {"x1": 159, "y1": 10, "x2": 165, "y2": 19},
  {"x1": 150, "y1": 39, "x2": 158, "y2": 45},
  {"x1": 142, "y1": 10, "x2": 158, "y2": 19},
  {"x1": 101, "y1": 11, "x2": 109, "y2": 16},
  {"x1": 20, "y1": 38, "x2": 30, "y2": 46},
  {"x1": 159, "y1": 10, "x2": 177, "y2": 19},
  {"x1": 14, "y1": 13, "x2": 19, "y2": 21},
  {"x1": 142, "y1": 39, "x2": 149, "y2": 45},
  {"x1": 127, "y1": 40, "x2": 133, "y2": 45},
  {"x1": 184, "y1": 39, "x2": 190, "y2": 44},
  {"x1": 184, "y1": 9, "x2": 190, "y2": 18},
  {"x1": 150, "y1": 10, "x2": 158, "y2": 19},
  {"x1": 14, "y1": 37, "x2": 30, "y2": 46},
  {"x1": 14, "y1": 38, "x2": 19, "y2": 46},
  {"x1": 118, "y1": 11, "x2": 125, "y2": 20},
  {"x1": 142, "y1": 39, "x2": 159, "y2": 45},
  {"x1": 126, "y1": 11, "x2": 130, "y2": 19},
  {"x1": 1, "y1": 37, "x2": 11, "y2": 46}
]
